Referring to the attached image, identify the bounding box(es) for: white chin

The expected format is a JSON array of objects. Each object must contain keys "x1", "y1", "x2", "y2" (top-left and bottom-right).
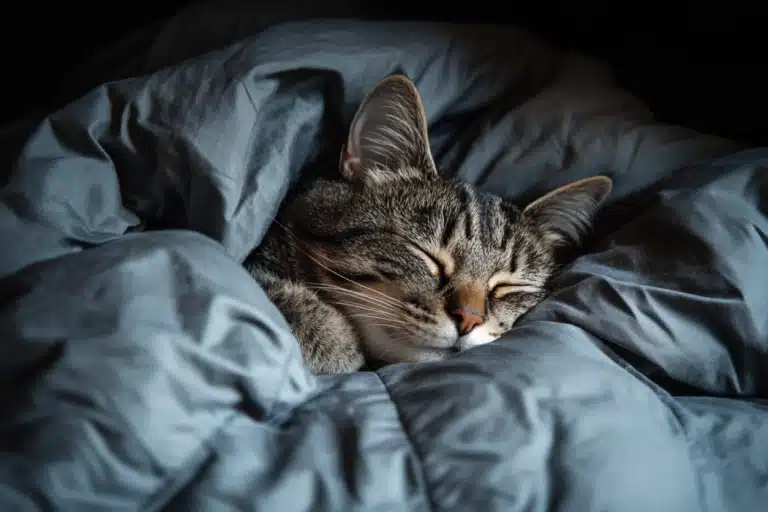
[{"x1": 457, "y1": 326, "x2": 498, "y2": 351}]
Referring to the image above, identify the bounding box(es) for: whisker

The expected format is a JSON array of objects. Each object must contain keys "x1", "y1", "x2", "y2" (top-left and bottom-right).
[
  {"x1": 345, "y1": 313, "x2": 412, "y2": 327},
  {"x1": 329, "y1": 300, "x2": 401, "y2": 317},
  {"x1": 305, "y1": 270, "x2": 407, "y2": 308},
  {"x1": 270, "y1": 219, "x2": 409, "y2": 308},
  {"x1": 306, "y1": 282, "x2": 401, "y2": 310},
  {"x1": 312, "y1": 288, "x2": 401, "y2": 313}
]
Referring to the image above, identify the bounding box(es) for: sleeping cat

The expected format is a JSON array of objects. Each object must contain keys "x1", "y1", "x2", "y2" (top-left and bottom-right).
[{"x1": 245, "y1": 74, "x2": 612, "y2": 375}]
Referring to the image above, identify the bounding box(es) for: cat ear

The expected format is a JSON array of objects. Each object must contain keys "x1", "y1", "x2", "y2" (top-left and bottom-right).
[
  {"x1": 340, "y1": 74, "x2": 438, "y2": 182},
  {"x1": 523, "y1": 176, "x2": 613, "y2": 248}
]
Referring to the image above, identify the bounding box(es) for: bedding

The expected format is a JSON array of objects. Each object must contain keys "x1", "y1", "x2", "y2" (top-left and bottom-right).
[{"x1": 1, "y1": 17, "x2": 766, "y2": 511}]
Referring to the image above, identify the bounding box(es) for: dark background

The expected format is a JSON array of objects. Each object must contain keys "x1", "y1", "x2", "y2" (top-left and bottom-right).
[{"x1": 0, "y1": 3, "x2": 764, "y2": 146}]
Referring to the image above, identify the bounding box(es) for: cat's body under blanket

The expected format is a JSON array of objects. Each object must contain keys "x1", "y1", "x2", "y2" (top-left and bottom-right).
[{"x1": 245, "y1": 75, "x2": 612, "y2": 375}]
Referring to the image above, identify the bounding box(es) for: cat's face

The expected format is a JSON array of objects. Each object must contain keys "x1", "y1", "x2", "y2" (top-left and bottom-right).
[{"x1": 289, "y1": 75, "x2": 612, "y2": 365}]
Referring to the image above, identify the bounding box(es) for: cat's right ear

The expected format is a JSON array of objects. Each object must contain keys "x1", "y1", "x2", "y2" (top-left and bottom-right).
[{"x1": 340, "y1": 75, "x2": 438, "y2": 183}]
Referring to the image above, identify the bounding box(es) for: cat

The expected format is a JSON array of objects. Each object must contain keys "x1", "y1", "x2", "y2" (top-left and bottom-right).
[{"x1": 245, "y1": 74, "x2": 612, "y2": 375}]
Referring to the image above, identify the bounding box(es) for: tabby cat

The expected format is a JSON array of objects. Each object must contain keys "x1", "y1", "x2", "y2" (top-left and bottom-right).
[{"x1": 245, "y1": 75, "x2": 612, "y2": 375}]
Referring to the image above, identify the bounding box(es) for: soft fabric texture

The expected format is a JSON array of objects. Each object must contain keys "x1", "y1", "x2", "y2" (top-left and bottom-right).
[{"x1": 1, "y1": 19, "x2": 765, "y2": 512}]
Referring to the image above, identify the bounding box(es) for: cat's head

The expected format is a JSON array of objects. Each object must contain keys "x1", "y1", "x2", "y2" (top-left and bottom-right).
[{"x1": 290, "y1": 75, "x2": 612, "y2": 365}]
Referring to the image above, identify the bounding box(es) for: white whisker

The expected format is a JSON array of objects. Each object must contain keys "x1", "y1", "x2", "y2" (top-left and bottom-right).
[
  {"x1": 306, "y1": 282, "x2": 402, "y2": 310},
  {"x1": 347, "y1": 314, "x2": 412, "y2": 327},
  {"x1": 271, "y1": 219, "x2": 409, "y2": 308},
  {"x1": 329, "y1": 300, "x2": 400, "y2": 317}
]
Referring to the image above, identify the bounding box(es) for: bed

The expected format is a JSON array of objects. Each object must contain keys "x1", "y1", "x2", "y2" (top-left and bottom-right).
[{"x1": 1, "y1": 5, "x2": 767, "y2": 511}]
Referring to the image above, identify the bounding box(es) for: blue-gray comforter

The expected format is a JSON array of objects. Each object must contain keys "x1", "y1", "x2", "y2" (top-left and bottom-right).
[{"x1": 1, "y1": 19, "x2": 766, "y2": 511}]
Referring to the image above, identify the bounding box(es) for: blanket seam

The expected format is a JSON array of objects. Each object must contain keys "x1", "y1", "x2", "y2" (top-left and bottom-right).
[{"x1": 375, "y1": 370, "x2": 437, "y2": 512}]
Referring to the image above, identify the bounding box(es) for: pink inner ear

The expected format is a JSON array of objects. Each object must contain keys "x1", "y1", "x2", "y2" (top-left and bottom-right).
[
  {"x1": 342, "y1": 156, "x2": 362, "y2": 177},
  {"x1": 339, "y1": 139, "x2": 363, "y2": 180},
  {"x1": 340, "y1": 106, "x2": 370, "y2": 179},
  {"x1": 347, "y1": 108, "x2": 368, "y2": 156}
]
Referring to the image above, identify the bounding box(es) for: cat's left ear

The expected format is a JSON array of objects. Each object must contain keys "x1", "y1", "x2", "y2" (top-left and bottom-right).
[
  {"x1": 523, "y1": 176, "x2": 613, "y2": 248},
  {"x1": 340, "y1": 74, "x2": 438, "y2": 182}
]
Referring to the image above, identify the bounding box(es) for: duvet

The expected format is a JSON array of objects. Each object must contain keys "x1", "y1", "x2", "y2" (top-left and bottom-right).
[{"x1": 0, "y1": 19, "x2": 766, "y2": 512}]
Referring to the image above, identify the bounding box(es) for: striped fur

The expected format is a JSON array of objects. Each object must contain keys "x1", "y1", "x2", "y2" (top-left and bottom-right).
[{"x1": 245, "y1": 75, "x2": 612, "y2": 375}]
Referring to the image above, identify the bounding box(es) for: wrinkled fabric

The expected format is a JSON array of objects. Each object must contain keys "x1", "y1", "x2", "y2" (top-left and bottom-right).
[{"x1": 1, "y1": 19, "x2": 766, "y2": 512}]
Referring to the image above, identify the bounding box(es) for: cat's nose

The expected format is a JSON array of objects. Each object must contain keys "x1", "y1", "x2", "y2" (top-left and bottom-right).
[{"x1": 451, "y1": 307, "x2": 485, "y2": 335}]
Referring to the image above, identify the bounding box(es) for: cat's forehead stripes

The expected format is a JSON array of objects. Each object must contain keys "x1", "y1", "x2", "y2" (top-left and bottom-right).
[
  {"x1": 419, "y1": 184, "x2": 520, "y2": 275},
  {"x1": 309, "y1": 177, "x2": 529, "y2": 284}
]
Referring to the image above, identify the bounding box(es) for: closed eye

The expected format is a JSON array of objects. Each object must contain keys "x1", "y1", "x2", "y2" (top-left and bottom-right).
[
  {"x1": 409, "y1": 246, "x2": 448, "y2": 285},
  {"x1": 491, "y1": 283, "x2": 543, "y2": 298},
  {"x1": 424, "y1": 254, "x2": 447, "y2": 285}
]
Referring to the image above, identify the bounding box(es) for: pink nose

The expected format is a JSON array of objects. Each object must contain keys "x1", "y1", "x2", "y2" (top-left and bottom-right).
[{"x1": 452, "y1": 307, "x2": 484, "y2": 335}]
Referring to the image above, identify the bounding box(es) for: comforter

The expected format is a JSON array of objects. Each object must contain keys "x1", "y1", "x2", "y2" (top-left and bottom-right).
[{"x1": 1, "y1": 17, "x2": 766, "y2": 511}]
